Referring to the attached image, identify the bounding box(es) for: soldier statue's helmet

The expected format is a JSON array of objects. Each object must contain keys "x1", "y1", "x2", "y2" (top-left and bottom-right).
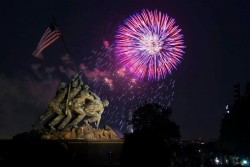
[
  {"x1": 71, "y1": 80, "x2": 78, "y2": 87},
  {"x1": 58, "y1": 82, "x2": 67, "y2": 89},
  {"x1": 83, "y1": 84, "x2": 89, "y2": 90},
  {"x1": 102, "y1": 100, "x2": 109, "y2": 107}
]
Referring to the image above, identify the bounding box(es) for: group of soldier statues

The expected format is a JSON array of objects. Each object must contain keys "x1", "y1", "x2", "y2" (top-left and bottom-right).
[{"x1": 34, "y1": 73, "x2": 109, "y2": 131}]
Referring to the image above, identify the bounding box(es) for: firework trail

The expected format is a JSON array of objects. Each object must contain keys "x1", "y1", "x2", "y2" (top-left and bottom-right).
[{"x1": 115, "y1": 9, "x2": 185, "y2": 80}]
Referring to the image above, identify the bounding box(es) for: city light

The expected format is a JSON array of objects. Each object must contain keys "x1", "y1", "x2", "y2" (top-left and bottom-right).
[
  {"x1": 215, "y1": 157, "x2": 220, "y2": 165},
  {"x1": 242, "y1": 159, "x2": 248, "y2": 166}
]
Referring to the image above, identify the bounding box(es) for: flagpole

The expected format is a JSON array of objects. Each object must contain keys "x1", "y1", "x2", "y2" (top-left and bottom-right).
[
  {"x1": 51, "y1": 16, "x2": 78, "y2": 74},
  {"x1": 50, "y1": 16, "x2": 79, "y2": 119}
]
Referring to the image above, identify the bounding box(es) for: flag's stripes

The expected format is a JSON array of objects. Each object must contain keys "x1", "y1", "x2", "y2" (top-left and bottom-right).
[
  {"x1": 37, "y1": 28, "x2": 50, "y2": 46},
  {"x1": 32, "y1": 24, "x2": 61, "y2": 59}
]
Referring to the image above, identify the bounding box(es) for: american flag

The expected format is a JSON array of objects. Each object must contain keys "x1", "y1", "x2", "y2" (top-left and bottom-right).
[{"x1": 32, "y1": 23, "x2": 61, "y2": 59}]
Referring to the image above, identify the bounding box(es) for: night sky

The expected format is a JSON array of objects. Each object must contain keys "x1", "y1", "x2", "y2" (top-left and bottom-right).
[{"x1": 1, "y1": 0, "x2": 250, "y2": 140}]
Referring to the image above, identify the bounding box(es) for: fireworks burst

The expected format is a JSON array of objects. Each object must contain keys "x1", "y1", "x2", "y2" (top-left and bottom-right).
[{"x1": 115, "y1": 9, "x2": 185, "y2": 80}]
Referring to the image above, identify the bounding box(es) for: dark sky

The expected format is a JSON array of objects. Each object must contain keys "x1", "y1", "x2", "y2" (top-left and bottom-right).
[{"x1": 1, "y1": 0, "x2": 250, "y2": 140}]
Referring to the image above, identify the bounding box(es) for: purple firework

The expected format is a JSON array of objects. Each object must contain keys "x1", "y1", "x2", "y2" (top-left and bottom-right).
[{"x1": 115, "y1": 9, "x2": 185, "y2": 80}]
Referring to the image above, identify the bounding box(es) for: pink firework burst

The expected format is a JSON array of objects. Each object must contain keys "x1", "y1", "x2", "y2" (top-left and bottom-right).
[{"x1": 115, "y1": 9, "x2": 185, "y2": 80}]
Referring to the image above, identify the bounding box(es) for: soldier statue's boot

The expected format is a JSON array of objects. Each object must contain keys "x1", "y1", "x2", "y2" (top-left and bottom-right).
[
  {"x1": 84, "y1": 120, "x2": 90, "y2": 126},
  {"x1": 58, "y1": 126, "x2": 71, "y2": 132},
  {"x1": 72, "y1": 123, "x2": 78, "y2": 129},
  {"x1": 95, "y1": 122, "x2": 99, "y2": 129},
  {"x1": 58, "y1": 121, "x2": 70, "y2": 130},
  {"x1": 66, "y1": 123, "x2": 78, "y2": 129},
  {"x1": 48, "y1": 124, "x2": 56, "y2": 131},
  {"x1": 39, "y1": 115, "x2": 46, "y2": 122},
  {"x1": 58, "y1": 114, "x2": 72, "y2": 130},
  {"x1": 57, "y1": 125, "x2": 65, "y2": 130},
  {"x1": 49, "y1": 115, "x2": 65, "y2": 130}
]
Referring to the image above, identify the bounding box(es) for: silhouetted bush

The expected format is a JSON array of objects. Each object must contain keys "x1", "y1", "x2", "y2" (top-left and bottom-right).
[{"x1": 121, "y1": 103, "x2": 180, "y2": 166}]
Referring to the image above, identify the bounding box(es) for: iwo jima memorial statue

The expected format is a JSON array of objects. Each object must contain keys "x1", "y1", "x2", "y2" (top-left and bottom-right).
[
  {"x1": 5, "y1": 21, "x2": 122, "y2": 166},
  {"x1": 29, "y1": 73, "x2": 119, "y2": 141},
  {"x1": 10, "y1": 73, "x2": 122, "y2": 165},
  {"x1": 12, "y1": 21, "x2": 120, "y2": 141}
]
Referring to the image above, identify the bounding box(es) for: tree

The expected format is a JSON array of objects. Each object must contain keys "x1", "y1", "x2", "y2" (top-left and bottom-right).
[
  {"x1": 220, "y1": 83, "x2": 250, "y2": 156},
  {"x1": 132, "y1": 103, "x2": 180, "y2": 140},
  {"x1": 121, "y1": 103, "x2": 180, "y2": 166}
]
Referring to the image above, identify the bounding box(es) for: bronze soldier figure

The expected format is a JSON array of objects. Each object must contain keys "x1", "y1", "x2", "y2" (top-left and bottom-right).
[
  {"x1": 66, "y1": 85, "x2": 94, "y2": 129},
  {"x1": 83, "y1": 99, "x2": 109, "y2": 129},
  {"x1": 57, "y1": 74, "x2": 83, "y2": 129},
  {"x1": 33, "y1": 82, "x2": 67, "y2": 130}
]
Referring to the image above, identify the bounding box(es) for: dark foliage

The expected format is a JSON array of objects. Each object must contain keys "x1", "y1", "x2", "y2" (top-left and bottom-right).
[
  {"x1": 220, "y1": 83, "x2": 250, "y2": 156},
  {"x1": 121, "y1": 103, "x2": 180, "y2": 166},
  {"x1": 132, "y1": 103, "x2": 180, "y2": 139}
]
